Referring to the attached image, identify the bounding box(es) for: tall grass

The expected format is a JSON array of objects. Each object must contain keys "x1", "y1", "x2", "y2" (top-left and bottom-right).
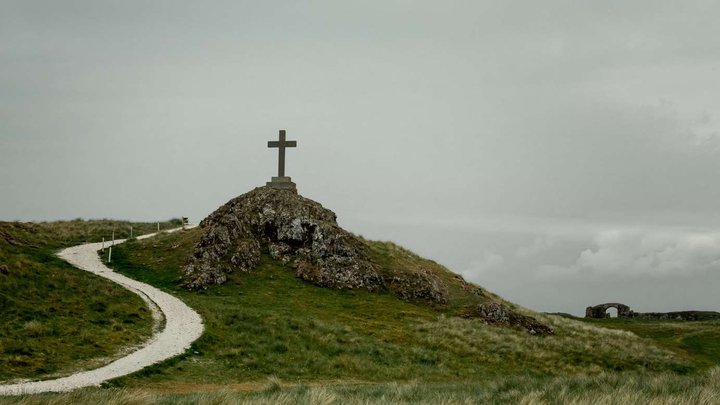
[
  {"x1": 415, "y1": 314, "x2": 688, "y2": 376},
  {"x1": 579, "y1": 317, "x2": 720, "y2": 369},
  {"x1": 3, "y1": 368, "x2": 719, "y2": 404}
]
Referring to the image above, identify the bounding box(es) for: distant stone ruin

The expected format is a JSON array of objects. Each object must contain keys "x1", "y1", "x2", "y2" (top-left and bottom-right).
[
  {"x1": 585, "y1": 303, "x2": 633, "y2": 318},
  {"x1": 585, "y1": 302, "x2": 720, "y2": 321}
]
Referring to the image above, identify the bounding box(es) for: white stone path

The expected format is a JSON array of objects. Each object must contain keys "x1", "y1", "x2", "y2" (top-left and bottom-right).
[{"x1": 0, "y1": 227, "x2": 204, "y2": 395}]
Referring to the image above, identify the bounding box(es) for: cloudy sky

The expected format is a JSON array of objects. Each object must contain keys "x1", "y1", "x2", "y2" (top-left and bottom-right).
[{"x1": 2, "y1": 1, "x2": 720, "y2": 315}]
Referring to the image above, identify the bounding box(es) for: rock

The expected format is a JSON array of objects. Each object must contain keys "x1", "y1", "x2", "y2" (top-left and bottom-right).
[
  {"x1": 474, "y1": 302, "x2": 554, "y2": 335},
  {"x1": 0, "y1": 264, "x2": 8, "y2": 276},
  {"x1": 388, "y1": 268, "x2": 448, "y2": 304},
  {"x1": 229, "y1": 239, "x2": 261, "y2": 270},
  {"x1": 183, "y1": 187, "x2": 383, "y2": 292},
  {"x1": 476, "y1": 302, "x2": 511, "y2": 324}
]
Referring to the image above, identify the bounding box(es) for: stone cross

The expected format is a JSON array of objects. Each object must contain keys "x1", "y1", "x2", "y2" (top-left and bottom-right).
[
  {"x1": 266, "y1": 129, "x2": 298, "y2": 190},
  {"x1": 268, "y1": 129, "x2": 297, "y2": 177}
]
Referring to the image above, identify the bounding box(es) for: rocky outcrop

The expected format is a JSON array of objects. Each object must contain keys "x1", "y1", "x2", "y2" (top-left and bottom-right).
[
  {"x1": 387, "y1": 268, "x2": 449, "y2": 304},
  {"x1": 182, "y1": 186, "x2": 553, "y2": 336},
  {"x1": 473, "y1": 302, "x2": 554, "y2": 335},
  {"x1": 183, "y1": 187, "x2": 382, "y2": 292}
]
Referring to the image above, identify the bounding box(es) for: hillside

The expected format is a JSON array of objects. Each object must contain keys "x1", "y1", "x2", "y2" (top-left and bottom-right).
[
  {"x1": 30, "y1": 225, "x2": 711, "y2": 404},
  {"x1": 0, "y1": 219, "x2": 181, "y2": 382},
  {"x1": 102, "y1": 226, "x2": 694, "y2": 383},
  {"x1": 182, "y1": 187, "x2": 551, "y2": 335},
  {"x1": 1, "y1": 215, "x2": 719, "y2": 403}
]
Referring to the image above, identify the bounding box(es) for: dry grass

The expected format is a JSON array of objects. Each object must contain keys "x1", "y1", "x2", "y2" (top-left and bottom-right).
[
  {"x1": 3, "y1": 368, "x2": 719, "y2": 404},
  {"x1": 414, "y1": 314, "x2": 687, "y2": 376}
]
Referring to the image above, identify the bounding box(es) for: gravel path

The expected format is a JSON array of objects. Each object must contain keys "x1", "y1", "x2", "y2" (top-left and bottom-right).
[{"x1": 0, "y1": 227, "x2": 204, "y2": 395}]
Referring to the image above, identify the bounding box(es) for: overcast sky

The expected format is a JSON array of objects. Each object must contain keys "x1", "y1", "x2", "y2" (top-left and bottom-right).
[{"x1": 2, "y1": 1, "x2": 720, "y2": 315}]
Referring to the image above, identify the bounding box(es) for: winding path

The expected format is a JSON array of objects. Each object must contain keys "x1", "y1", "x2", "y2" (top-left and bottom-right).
[{"x1": 0, "y1": 228, "x2": 204, "y2": 395}]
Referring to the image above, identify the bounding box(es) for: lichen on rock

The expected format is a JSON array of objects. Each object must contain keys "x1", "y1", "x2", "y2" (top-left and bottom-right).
[
  {"x1": 387, "y1": 268, "x2": 448, "y2": 304},
  {"x1": 183, "y1": 186, "x2": 382, "y2": 292}
]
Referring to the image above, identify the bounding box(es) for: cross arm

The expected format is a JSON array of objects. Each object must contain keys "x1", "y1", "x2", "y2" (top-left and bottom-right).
[{"x1": 268, "y1": 141, "x2": 297, "y2": 147}]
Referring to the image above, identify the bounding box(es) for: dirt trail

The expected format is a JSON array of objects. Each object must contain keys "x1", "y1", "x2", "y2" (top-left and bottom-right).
[{"x1": 0, "y1": 227, "x2": 204, "y2": 395}]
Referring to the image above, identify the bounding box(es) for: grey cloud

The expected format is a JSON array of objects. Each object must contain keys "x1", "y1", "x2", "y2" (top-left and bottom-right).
[
  {"x1": 2, "y1": 1, "x2": 720, "y2": 314},
  {"x1": 575, "y1": 229, "x2": 720, "y2": 278}
]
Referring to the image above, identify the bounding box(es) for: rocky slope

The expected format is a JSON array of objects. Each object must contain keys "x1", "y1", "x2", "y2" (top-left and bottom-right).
[
  {"x1": 183, "y1": 187, "x2": 381, "y2": 291},
  {"x1": 183, "y1": 186, "x2": 552, "y2": 335}
]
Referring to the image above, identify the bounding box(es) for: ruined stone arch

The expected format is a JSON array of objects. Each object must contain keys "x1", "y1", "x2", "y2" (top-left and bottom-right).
[{"x1": 585, "y1": 303, "x2": 633, "y2": 319}]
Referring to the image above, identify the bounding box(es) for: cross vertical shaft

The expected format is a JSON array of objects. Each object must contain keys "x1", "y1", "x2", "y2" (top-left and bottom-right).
[{"x1": 278, "y1": 130, "x2": 286, "y2": 177}]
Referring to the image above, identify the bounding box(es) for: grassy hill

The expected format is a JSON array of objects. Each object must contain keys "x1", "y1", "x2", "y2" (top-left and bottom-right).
[
  {"x1": 579, "y1": 317, "x2": 720, "y2": 371},
  {"x1": 2, "y1": 222, "x2": 719, "y2": 403},
  {"x1": 0, "y1": 219, "x2": 180, "y2": 382}
]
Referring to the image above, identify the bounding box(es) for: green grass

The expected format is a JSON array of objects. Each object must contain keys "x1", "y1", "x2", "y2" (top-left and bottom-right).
[
  {"x1": 101, "y1": 229, "x2": 695, "y2": 391},
  {"x1": 580, "y1": 317, "x2": 720, "y2": 369},
  {"x1": 3, "y1": 221, "x2": 719, "y2": 403},
  {"x1": 364, "y1": 239, "x2": 499, "y2": 313},
  {"x1": 0, "y1": 219, "x2": 181, "y2": 381}
]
